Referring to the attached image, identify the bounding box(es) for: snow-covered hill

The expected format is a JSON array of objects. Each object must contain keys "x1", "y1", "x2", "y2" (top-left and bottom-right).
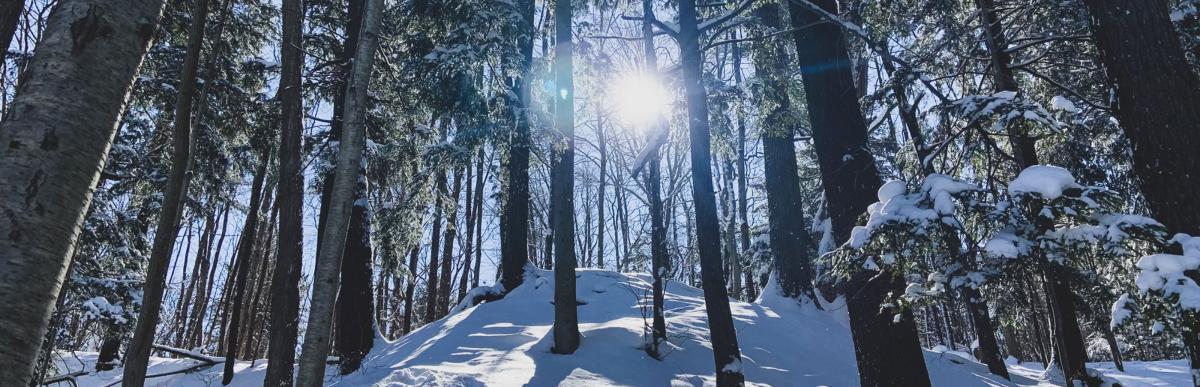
[{"x1": 56, "y1": 268, "x2": 1187, "y2": 386}]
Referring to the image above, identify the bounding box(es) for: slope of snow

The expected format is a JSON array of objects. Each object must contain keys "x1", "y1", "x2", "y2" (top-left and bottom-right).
[{"x1": 55, "y1": 269, "x2": 1187, "y2": 386}]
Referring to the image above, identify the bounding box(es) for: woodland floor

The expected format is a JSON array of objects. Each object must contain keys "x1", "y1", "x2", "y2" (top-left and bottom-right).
[{"x1": 54, "y1": 269, "x2": 1187, "y2": 386}]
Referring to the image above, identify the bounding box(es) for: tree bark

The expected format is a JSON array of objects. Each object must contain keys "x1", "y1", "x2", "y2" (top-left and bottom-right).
[
  {"x1": 0, "y1": 1, "x2": 22, "y2": 64},
  {"x1": 193, "y1": 205, "x2": 231, "y2": 348},
  {"x1": 550, "y1": 0, "x2": 580, "y2": 354},
  {"x1": 295, "y1": 0, "x2": 382, "y2": 383},
  {"x1": 124, "y1": 0, "x2": 211, "y2": 383},
  {"x1": 679, "y1": 0, "x2": 745, "y2": 384},
  {"x1": 263, "y1": 0, "x2": 305, "y2": 382},
  {"x1": 335, "y1": 170, "x2": 374, "y2": 373},
  {"x1": 786, "y1": 1, "x2": 930, "y2": 385},
  {"x1": 500, "y1": 0, "x2": 535, "y2": 294}
]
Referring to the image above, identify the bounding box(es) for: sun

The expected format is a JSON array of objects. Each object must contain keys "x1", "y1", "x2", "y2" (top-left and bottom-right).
[{"x1": 609, "y1": 72, "x2": 670, "y2": 129}]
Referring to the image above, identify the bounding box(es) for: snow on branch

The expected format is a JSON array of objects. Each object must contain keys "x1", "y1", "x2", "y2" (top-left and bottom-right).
[{"x1": 621, "y1": 15, "x2": 678, "y2": 38}]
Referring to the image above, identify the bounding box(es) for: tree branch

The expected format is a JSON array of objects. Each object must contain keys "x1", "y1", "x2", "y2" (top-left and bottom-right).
[{"x1": 697, "y1": 0, "x2": 756, "y2": 32}]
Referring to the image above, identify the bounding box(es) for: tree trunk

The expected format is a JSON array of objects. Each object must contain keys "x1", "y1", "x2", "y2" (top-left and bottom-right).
[
  {"x1": 722, "y1": 159, "x2": 739, "y2": 299},
  {"x1": 1002, "y1": 325, "x2": 1024, "y2": 363},
  {"x1": 550, "y1": 0, "x2": 580, "y2": 354},
  {"x1": 730, "y1": 30, "x2": 755, "y2": 302},
  {"x1": 263, "y1": 0, "x2": 305, "y2": 382},
  {"x1": 437, "y1": 168, "x2": 463, "y2": 317},
  {"x1": 1103, "y1": 325, "x2": 1124, "y2": 372},
  {"x1": 335, "y1": 171, "x2": 374, "y2": 373},
  {"x1": 471, "y1": 149, "x2": 486, "y2": 288},
  {"x1": 597, "y1": 111, "x2": 607, "y2": 270},
  {"x1": 96, "y1": 324, "x2": 122, "y2": 372},
  {"x1": 0, "y1": 1, "x2": 22, "y2": 64},
  {"x1": 679, "y1": 0, "x2": 745, "y2": 384},
  {"x1": 294, "y1": 0, "x2": 383, "y2": 383},
  {"x1": 639, "y1": 0, "x2": 668, "y2": 357},
  {"x1": 459, "y1": 159, "x2": 477, "y2": 300},
  {"x1": 194, "y1": 205, "x2": 231, "y2": 348},
  {"x1": 426, "y1": 170, "x2": 446, "y2": 320},
  {"x1": 752, "y1": 2, "x2": 818, "y2": 302},
  {"x1": 500, "y1": 0, "x2": 535, "y2": 294},
  {"x1": 124, "y1": 0, "x2": 211, "y2": 382},
  {"x1": 223, "y1": 155, "x2": 269, "y2": 385},
  {"x1": 403, "y1": 246, "x2": 419, "y2": 333},
  {"x1": 786, "y1": 1, "x2": 930, "y2": 385},
  {"x1": 1081, "y1": 1, "x2": 1200, "y2": 379}
]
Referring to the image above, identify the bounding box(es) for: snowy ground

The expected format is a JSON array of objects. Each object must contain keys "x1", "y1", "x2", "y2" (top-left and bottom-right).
[{"x1": 53, "y1": 269, "x2": 1188, "y2": 386}]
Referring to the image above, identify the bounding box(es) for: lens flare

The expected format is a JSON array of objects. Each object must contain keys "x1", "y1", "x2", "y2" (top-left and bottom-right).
[{"x1": 609, "y1": 72, "x2": 669, "y2": 129}]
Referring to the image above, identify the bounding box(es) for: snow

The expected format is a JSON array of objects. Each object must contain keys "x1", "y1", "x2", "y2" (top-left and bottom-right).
[
  {"x1": 923, "y1": 174, "x2": 980, "y2": 215},
  {"x1": 1110, "y1": 293, "x2": 1133, "y2": 329},
  {"x1": 720, "y1": 359, "x2": 742, "y2": 373},
  {"x1": 1135, "y1": 252, "x2": 1200, "y2": 310},
  {"x1": 1009, "y1": 165, "x2": 1081, "y2": 200},
  {"x1": 1008, "y1": 360, "x2": 1194, "y2": 387},
  {"x1": 848, "y1": 174, "x2": 978, "y2": 249},
  {"x1": 984, "y1": 232, "x2": 1025, "y2": 259},
  {"x1": 877, "y1": 180, "x2": 908, "y2": 202},
  {"x1": 55, "y1": 269, "x2": 1193, "y2": 386},
  {"x1": 1050, "y1": 96, "x2": 1077, "y2": 112},
  {"x1": 81, "y1": 296, "x2": 129, "y2": 324}
]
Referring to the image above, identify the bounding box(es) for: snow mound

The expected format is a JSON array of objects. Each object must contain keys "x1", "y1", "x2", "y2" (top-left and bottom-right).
[
  {"x1": 333, "y1": 269, "x2": 1028, "y2": 386},
  {"x1": 54, "y1": 269, "x2": 1187, "y2": 386},
  {"x1": 1009, "y1": 165, "x2": 1080, "y2": 200}
]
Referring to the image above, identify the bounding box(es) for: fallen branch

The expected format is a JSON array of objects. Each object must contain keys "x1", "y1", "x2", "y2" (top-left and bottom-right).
[
  {"x1": 41, "y1": 371, "x2": 87, "y2": 386},
  {"x1": 151, "y1": 344, "x2": 224, "y2": 363}
]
